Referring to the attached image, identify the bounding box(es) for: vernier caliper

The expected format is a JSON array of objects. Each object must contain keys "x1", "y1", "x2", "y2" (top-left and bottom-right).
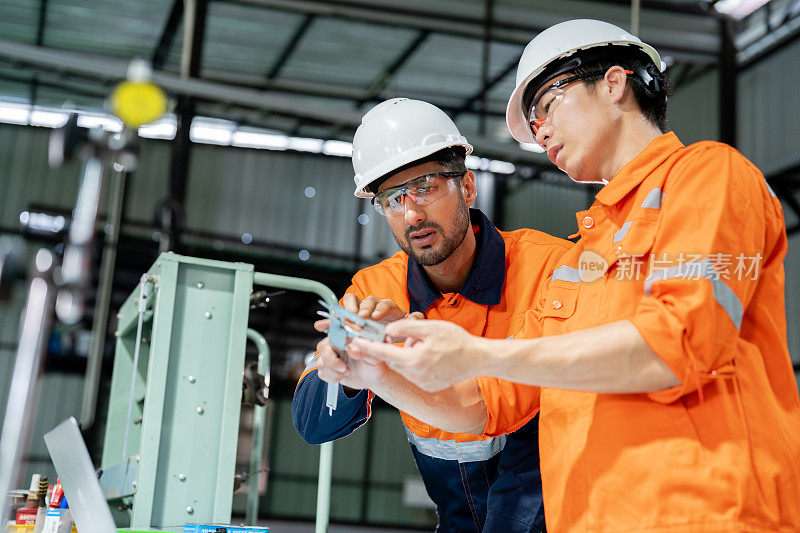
[{"x1": 317, "y1": 300, "x2": 387, "y2": 415}]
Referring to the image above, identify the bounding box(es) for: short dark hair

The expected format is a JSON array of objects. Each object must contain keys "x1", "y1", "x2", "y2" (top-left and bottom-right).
[
  {"x1": 522, "y1": 46, "x2": 673, "y2": 133},
  {"x1": 367, "y1": 146, "x2": 467, "y2": 194}
]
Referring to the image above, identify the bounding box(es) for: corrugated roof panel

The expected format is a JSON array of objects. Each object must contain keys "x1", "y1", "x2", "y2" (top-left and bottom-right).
[
  {"x1": 495, "y1": 0, "x2": 720, "y2": 50},
  {"x1": 0, "y1": 67, "x2": 34, "y2": 103},
  {"x1": 270, "y1": 93, "x2": 360, "y2": 113},
  {"x1": 279, "y1": 17, "x2": 418, "y2": 88},
  {"x1": 0, "y1": 0, "x2": 39, "y2": 44},
  {"x1": 487, "y1": 65, "x2": 518, "y2": 99},
  {"x1": 369, "y1": 0, "x2": 487, "y2": 18},
  {"x1": 454, "y1": 114, "x2": 515, "y2": 144},
  {"x1": 389, "y1": 35, "x2": 521, "y2": 102},
  {"x1": 441, "y1": 41, "x2": 522, "y2": 118},
  {"x1": 43, "y1": 0, "x2": 170, "y2": 57},
  {"x1": 200, "y1": 4, "x2": 305, "y2": 78},
  {"x1": 389, "y1": 34, "x2": 484, "y2": 100},
  {"x1": 33, "y1": 84, "x2": 106, "y2": 109}
]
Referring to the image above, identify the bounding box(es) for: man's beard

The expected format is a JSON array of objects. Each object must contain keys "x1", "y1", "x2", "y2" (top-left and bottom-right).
[{"x1": 394, "y1": 196, "x2": 470, "y2": 267}]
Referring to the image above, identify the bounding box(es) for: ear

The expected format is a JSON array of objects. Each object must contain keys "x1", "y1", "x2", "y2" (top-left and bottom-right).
[
  {"x1": 461, "y1": 171, "x2": 478, "y2": 208},
  {"x1": 603, "y1": 66, "x2": 629, "y2": 105}
]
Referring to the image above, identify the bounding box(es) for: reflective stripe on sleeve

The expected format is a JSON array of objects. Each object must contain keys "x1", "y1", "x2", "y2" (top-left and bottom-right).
[
  {"x1": 404, "y1": 427, "x2": 507, "y2": 463},
  {"x1": 552, "y1": 265, "x2": 581, "y2": 283},
  {"x1": 643, "y1": 259, "x2": 743, "y2": 329},
  {"x1": 641, "y1": 188, "x2": 664, "y2": 209}
]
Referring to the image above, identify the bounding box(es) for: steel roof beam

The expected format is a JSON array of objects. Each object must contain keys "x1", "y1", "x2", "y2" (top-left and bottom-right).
[
  {"x1": 358, "y1": 29, "x2": 430, "y2": 105},
  {"x1": 152, "y1": 0, "x2": 184, "y2": 70},
  {"x1": 266, "y1": 14, "x2": 315, "y2": 80},
  {"x1": 167, "y1": 0, "x2": 209, "y2": 251},
  {"x1": 227, "y1": 0, "x2": 719, "y2": 63},
  {"x1": 573, "y1": 0, "x2": 714, "y2": 17},
  {"x1": 719, "y1": 15, "x2": 737, "y2": 147},
  {"x1": 35, "y1": 0, "x2": 48, "y2": 46},
  {"x1": 478, "y1": 0, "x2": 495, "y2": 135},
  {"x1": 0, "y1": 68, "x2": 106, "y2": 100},
  {"x1": 0, "y1": 37, "x2": 511, "y2": 119},
  {"x1": 0, "y1": 39, "x2": 363, "y2": 124},
  {"x1": 671, "y1": 62, "x2": 694, "y2": 88},
  {"x1": 181, "y1": 0, "x2": 208, "y2": 78},
  {"x1": 327, "y1": 29, "x2": 430, "y2": 140},
  {"x1": 0, "y1": 38, "x2": 553, "y2": 166},
  {"x1": 453, "y1": 53, "x2": 519, "y2": 121},
  {"x1": 199, "y1": 72, "x2": 508, "y2": 118},
  {"x1": 737, "y1": 9, "x2": 800, "y2": 71},
  {"x1": 28, "y1": 0, "x2": 49, "y2": 108}
]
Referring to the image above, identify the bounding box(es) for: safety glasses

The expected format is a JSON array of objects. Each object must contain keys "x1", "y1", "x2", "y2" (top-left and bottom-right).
[
  {"x1": 372, "y1": 172, "x2": 464, "y2": 216},
  {"x1": 528, "y1": 69, "x2": 633, "y2": 138}
]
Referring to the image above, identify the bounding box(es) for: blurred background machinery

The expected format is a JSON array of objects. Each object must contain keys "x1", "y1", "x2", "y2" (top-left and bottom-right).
[{"x1": 1, "y1": 0, "x2": 799, "y2": 531}]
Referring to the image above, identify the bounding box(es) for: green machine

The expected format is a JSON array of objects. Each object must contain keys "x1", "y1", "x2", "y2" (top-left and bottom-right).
[{"x1": 100, "y1": 252, "x2": 336, "y2": 532}]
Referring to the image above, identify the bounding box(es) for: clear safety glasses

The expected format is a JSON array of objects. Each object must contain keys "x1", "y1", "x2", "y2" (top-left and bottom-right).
[
  {"x1": 528, "y1": 69, "x2": 633, "y2": 139},
  {"x1": 372, "y1": 172, "x2": 464, "y2": 216}
]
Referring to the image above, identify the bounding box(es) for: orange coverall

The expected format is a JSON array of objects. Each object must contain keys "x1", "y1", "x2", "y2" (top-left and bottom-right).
[{"x1": 485, "y1": 132, "x2": 800, "y2": 532}]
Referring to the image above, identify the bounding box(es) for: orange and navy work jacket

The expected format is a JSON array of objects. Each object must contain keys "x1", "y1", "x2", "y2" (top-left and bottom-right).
[
  {"x1": 489, "y1": 133, "x2": 800, "y2": 532},
  {"x1": 292, "y1": 209, "x2": 570, "y2": 532}
]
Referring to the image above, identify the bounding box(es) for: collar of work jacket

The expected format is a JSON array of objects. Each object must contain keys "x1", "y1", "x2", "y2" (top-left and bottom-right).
[
  {"x1": 407, "y1": 208, "x2": 505, "y2": 314},
  {"x1": 594, "y1": 131, "x2": 683, "y2": 208}
]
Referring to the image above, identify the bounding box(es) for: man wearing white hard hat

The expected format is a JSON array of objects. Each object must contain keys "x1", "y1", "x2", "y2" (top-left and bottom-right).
[
  {"x1": 350, "y1": 20, "x2": 800, "y2": 531},
  {"x1": 292, "y1": 98, "x2": 571, "y2": 531}
]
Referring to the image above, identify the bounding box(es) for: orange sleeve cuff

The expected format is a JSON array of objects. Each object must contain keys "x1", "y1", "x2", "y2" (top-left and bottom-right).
[
  {"x1": 630, "y1": 297, "x2": 736, "y2": 404},
  {"x1": 477, "y1": 376, "x2": 540, "y2": 437}
]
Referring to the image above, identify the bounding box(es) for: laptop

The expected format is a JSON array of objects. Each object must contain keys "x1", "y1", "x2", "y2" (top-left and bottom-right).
[{"x1": 43, "y1": 417, "x2": 117, "y2": 533}]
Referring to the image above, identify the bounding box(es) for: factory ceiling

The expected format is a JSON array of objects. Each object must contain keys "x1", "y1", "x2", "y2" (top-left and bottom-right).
[{"x1": 0, "y1": 0, "x2": 796, "y2": 165}]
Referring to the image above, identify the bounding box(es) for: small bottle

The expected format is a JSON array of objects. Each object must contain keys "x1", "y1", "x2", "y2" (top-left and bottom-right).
[
  {"x1": 25, "y1": 474, "x2": 41, "y2": 508},
  {"x1": 49, "y1": 479, "x2": 64, "y2": 509}
]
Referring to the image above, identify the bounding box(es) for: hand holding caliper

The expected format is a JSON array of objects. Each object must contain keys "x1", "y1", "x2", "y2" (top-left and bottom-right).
[{"x1": 314, "y1": 295, "x2": 421, "y2": 414}]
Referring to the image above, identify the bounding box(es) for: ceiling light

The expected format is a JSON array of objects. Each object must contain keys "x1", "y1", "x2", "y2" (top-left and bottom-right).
[
  {"x1": 322, "y1": 140, "x2": 353, "y2": 157},
  {"x1": 231, "y1": 130, "x2": 289, "y2": 150},
  {"x1": 288, "y1": 137, "x2": 324, "y2": 153},
  {"x1": 0, "y1": 103, "x2": 30, "y2": 125},
  {"x1": 139, "y1": 117, "x2": 177, "y2": 140},
  {"x1": 29, "y1": 109, "x2": 69, "y2": 128}
]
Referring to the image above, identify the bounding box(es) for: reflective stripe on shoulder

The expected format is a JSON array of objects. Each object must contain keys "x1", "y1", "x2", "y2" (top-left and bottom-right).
[
  {"x1": 641, "y1": 187, "x2": 664, "y2": 209},
  {"x1": 613, "y1": 188, "x2": 663, "y2": 244},
  {"x1": 405, "y1": 427, "x2": 507, "y2": 463},
  {"x1": 552, "y1": 265, "x2": 580, "y2": 283},
  {"x1": 643, "y1": 259, "x2": 743, "y2": 329},
  {"x1": 613, "y1": 221, "x2": 633, "y2": 243},
  {"x1": 765, "y1": 179, "x2": 777, "y2": 198}
]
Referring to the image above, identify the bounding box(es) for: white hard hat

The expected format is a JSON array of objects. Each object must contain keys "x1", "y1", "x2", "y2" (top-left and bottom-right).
[
  {"x1": 506, "y1": 19, "x2": 664, "y2": 143},
  {"x1": 352, "y1": 98, "x2": 473, "y2": 198}
]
